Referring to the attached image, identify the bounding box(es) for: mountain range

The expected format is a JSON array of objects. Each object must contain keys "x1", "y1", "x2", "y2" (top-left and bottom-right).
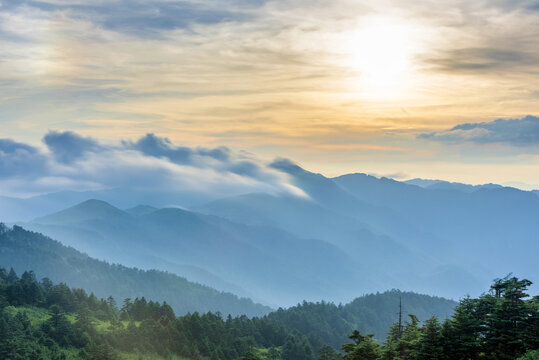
[
  {"x1": 0, "y1": 223, "x2": 458, "y2": 343},
  {"x1": 20, "y1": 199, "x2": 367, "y2": 307},
  {"x1": 2, "y1": 160, "x2": 537, "y2": 305}
]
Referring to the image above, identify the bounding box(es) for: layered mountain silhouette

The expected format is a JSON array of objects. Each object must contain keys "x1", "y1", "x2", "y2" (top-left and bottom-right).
[
  {"x1": 23, "y1": 199, "x2": 369, "y2": 307},
  {"x1": 4, "y1": 160, "x2": 538, "y2": 304},
  {"x1": 333, "y1": 173, "x2": 538, "y2": 279},
  {"x1": 0, "y1": 223, "x2": 459, "y2": 343}
]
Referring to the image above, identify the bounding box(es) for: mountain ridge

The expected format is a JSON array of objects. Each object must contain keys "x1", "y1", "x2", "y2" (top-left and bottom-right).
[
  {"x1": 22, "y1": 199, "x2": 371, "y2": 307},
  {"x1": 0, "y1": 223, "x2": 272, "y2": 317}
]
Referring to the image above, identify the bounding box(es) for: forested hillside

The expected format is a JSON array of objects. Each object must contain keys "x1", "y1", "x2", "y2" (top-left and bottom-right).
[
  {"x1": 339, "y1": 276, "x2": 539, "y2": 360},
  {"x1": 0, "y1": 224, "x2": 271, "y2": 317},
  {"x1": 1, "y1": 267, "x2": 536, "y2": 360},
  {"x1": 0, "y1": 223, "x2": 458, "y2": 339},
  {"x1": 266, "y1": 290, "x2": 456, "y2": 347}
]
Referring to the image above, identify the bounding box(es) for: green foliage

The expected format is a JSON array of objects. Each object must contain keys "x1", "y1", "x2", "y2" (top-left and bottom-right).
[
  {"x1": 316, "y1": 345, "x2": 341, "y2": 360},
  {"x1": 482, "y1": 277, "x2": 537, "y2": 360},
  {"x1": 264, "y1": 291, "x2": 456, "y2": 349},
  {"x1": 0, "y1": 266, "x2": 291, "y2": 360},
  {"x1": 416, "y1": 317, "x2": 443, "y2": 360},
  {"x1": 282, "y1": 333, "x2": 315, "y2": 360},
  {"x1": 241, "y1": 351, "x2": 263, "y2": 360},
  {"x1": 362, "y1": 275, "x2": 539, "y2": 360},
  {"x1": 342, "y1": 330, "x2": 379, "y2": 360},
  {"x1": 0, "y1": 270, "x2": 537, "y2": 360},
  {"x1": 517, "y1": 350, "x2": 539, "y2": 360},
  {"x1": 1, "y1": 227, "x2": 537, "y2": 360}
]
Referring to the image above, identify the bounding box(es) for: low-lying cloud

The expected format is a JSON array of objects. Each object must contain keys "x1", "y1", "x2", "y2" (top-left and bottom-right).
[
  {"x1": 0, "y1": 131, "x2": 306, "y2": 199},
  {"x1": 44, "y1": 131, "x2": 103, "y2": 164},
  {"x1": 0, "y1": 139, "x2": 47, "y2": 178},
  {"x1": 419, "y1": 115, "x2": 539, "y2": 146}
]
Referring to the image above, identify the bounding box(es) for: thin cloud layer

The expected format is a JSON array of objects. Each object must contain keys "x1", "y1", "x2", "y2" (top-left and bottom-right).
[
  {"x1": 419, "y1": 115, "x2": 539, "y2": 146},
  {"x1": 0, "y1": 131, "x2": 306, "y2": 198}
]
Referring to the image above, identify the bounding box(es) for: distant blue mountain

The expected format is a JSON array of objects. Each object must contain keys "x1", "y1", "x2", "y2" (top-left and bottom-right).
[
  {"x1": 22, "y1": 200, "x2": 370, "y2": 307},
  {"x1": 404, "y1": 178, "x2": 503, "y2": 192},
  {"x1": 334, "y1": 173, "x2": 538, "y2": 287},
  {"x1": 0, "y1": 223, "x2": 271, "y2": 317},
  {"x1": 198, "y1": 165, "x2": 485, "y2": 299},
  {"x1": 4, "y1": 162, "x2": 537, "y2": 303},
  {"x1": 0, "y1": 188, "x2": 218, "y2": 222},
  {"x1": 200, "y1": 165, "x2": 538, "y2": 298}
]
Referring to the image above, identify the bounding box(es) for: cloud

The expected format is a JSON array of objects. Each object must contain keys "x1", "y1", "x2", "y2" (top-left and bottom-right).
[
  {"x1": 425, "y1": 47, "x2": 537, "y2": 72},
  {"x1": 419, "y1": 115, "x2": 539, "y2": 146},
  {"x1": 44, "y1": 130, "x2": 102, "y2": 163},
  {"x1": 0, "y1": 131, "x2": 305, "y2": 199},
  {"x1": 488, "y1": 0, "x2": 539, "y2": 12},
  {"x1": 123, "y1": 133, "x2": 291, "y2": 184},
  {"x1": 0, "y1": 139, "x2": 47, "y2": 178},
  {"x1": 125, "y1": 133, "x2": 230, "y2": 165},
  {"x1": 0, "y1": 0, "x2": 255, "y2": 39}
]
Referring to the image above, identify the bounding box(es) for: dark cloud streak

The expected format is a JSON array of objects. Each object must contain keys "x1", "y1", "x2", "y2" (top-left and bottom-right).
[
  {"x1": 424, "y1": 47, "x2": 538, "y2": 73},
  {"x1": 1, "y1": 0, "x2": 256, "y2": 39},
  {"x1": 125, "y1": 133, "x2": 230, "y2": 165},
  {"x1": 43, "y1": 131, "x2": 102, "y2": 163},
  {"x1": 419, "y1": 115, "x2": 539, "y2": 146}
]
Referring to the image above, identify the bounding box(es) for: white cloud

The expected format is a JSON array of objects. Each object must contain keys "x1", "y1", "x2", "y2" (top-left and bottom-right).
[{"x1": 0, "y1": 131, "x2": 307, "y2": 198}]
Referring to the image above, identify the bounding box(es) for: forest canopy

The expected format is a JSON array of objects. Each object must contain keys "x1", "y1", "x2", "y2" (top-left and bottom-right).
[{"x1": 0, "y1": 266, "x2": 536, "y2": 360}]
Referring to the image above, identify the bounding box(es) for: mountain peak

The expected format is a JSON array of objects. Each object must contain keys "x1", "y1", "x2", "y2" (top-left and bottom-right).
[{"x1": 33, "y1": 199, "x2": 130, "y2": 224}]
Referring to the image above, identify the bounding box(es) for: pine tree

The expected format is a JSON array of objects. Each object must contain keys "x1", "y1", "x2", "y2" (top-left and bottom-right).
[
  {"x1": 395, "y1": 314, "x2": 421, "y2": 360},
  {"x1": 449, "y1": 297, "x2": 482, "y2": 360},
  {"x1": 484, "y1": 277, "x2": 533, "y2": 360},
  {"x1": 417, "y1": 317, "x2": 444, "y2": 360},
  {"x1": 342, "y1": 330, "x2": 379, "y2": 360},
  {"x1": 317, "y1": 345, "x2": 341, "y2": 360}
]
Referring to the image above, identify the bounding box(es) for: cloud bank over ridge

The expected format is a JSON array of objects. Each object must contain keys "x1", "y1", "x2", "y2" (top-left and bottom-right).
[
  {"x1": 0, "y1": 131, "x2": 305, "y2": 199},
  {"x1": 419, "y1": 115, "x2": 539, "y2": 147}
]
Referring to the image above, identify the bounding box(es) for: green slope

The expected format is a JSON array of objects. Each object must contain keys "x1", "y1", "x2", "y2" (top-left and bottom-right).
[
  {"x1": 265, "y1": 290, "x2": 457, "y2": 346},
  {"x1": 0, "y1": 224, "x2": 271, "y2": 317}
]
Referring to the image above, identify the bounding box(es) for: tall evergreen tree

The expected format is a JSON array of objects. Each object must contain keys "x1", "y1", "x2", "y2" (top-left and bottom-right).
[
  {"x1": 484, "y1": 277, "x2": 534, "y2": 360},
  {"x1": 342, "y1": 330, "x2": 380, "y2": 360},
  {"x1": 417, "y1": 317, "x2": 444, "y2": 360}
]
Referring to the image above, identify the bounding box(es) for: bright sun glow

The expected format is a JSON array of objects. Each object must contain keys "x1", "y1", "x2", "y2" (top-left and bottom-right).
[{"x1": 344, "y1": 17, "x2": 418, "y2": 100}]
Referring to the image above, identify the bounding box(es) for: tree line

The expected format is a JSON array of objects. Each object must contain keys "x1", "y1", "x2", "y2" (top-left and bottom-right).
[
  {"x1": 341, "y1": 276, "x2": 539, "y2": 360},
  {"x1": 1, "y1": 267, "x2": 537, "y2": 360}
]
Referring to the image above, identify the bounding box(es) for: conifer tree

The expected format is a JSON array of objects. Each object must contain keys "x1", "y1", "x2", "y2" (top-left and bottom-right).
[
  {"x1": 342, "y1": 330, "x2": 379, "y2": 360},
  {"x1": 417, "y1": 317, "x2": 444, "y2": 360}
]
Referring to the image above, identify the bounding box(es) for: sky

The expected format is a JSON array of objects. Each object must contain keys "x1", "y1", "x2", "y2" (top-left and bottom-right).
[{"x1": 1, "y1": 0, "x2": 539, "y2": 193}]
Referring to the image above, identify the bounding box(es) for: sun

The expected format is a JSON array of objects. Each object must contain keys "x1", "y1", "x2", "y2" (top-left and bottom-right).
[{"x1": 344, "y1": 17, "x2": 418, "y2": 99}]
